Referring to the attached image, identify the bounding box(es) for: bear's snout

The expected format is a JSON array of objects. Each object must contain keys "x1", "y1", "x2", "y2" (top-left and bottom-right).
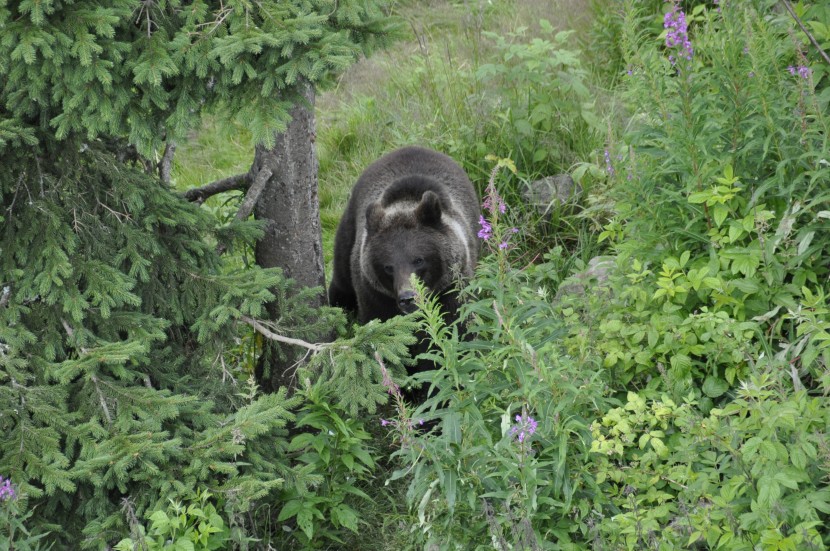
[{"x1": 397, "y1": 289, "x2": 418, "y2": 313}]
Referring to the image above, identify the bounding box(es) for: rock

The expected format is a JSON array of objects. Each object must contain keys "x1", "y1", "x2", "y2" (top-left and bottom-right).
[
  {"x1": 555, "y1": 256, "x2": 615, "y2": 301},
  {"x1": 522, "y1": 174, "x2": 582, "y2": 218}
]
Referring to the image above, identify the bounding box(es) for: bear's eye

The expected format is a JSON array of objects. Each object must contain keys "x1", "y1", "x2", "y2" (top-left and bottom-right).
[
  {"x1": 413, "y1": 257, "x2": 424, "y2": 267},
  {"x1": 383, "y1": 265, "x2": 394, "y2": 275}
]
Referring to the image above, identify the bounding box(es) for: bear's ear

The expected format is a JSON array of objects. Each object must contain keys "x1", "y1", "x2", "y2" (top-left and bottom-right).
[
  {"x1": 365, "y1": 202, "x2": 385, "y2": 235},
  {"x1": 415, "y1": 191, "x2": 442, "y2": 226}
]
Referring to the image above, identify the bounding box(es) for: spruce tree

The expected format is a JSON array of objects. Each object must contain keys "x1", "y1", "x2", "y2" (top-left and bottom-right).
[{"x1": 0, "y1": 1, "x2": 392, "y2": 547}]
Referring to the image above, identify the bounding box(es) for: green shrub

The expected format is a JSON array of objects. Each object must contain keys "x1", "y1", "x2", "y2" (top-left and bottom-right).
[
  {"x1": 115, "y1": 490, "x2": 232, "y2": 551},
  {"x1": 274, "y1": 387, "x2": 376, "y2": 548},
  {"x1": 589, "y1": 378, "x2": 830, "y2": 550},
  {"x1": 476, "y1": 21, "x2": 602, "y2": 172},
  {"x1": 369, "y1": 1, "x2": 830, "y2": 548}
]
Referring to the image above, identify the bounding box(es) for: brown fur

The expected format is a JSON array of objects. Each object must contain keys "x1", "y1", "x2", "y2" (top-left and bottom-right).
[{"x1": 328, "y1": 146, "x2": 480, "y2": 323}]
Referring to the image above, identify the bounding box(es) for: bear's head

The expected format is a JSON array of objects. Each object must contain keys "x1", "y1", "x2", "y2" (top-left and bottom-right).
[{"x1": 362, "y1": 190, "x2": 465, "y2": 314}]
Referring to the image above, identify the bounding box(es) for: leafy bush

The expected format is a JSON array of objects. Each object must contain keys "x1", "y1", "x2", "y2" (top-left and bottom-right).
[
  {"x1": 476, "y1": 21, "x2": 602, "y2": 171},
  {"x1": 274, "y1": 387, "x2": 376, "y2": 547},
  {"x1": 590, "y1": 379, "x2": 830, "y2": 550},
  {"x1": 371, "y1": 168, "x2": 609, "y2": 549},
  {"x1": 371, "y1": 1, "x2": 830, "y2": 548},
  {"x1": 115, "y1": 490, "x2": 232, "y2": 551}
]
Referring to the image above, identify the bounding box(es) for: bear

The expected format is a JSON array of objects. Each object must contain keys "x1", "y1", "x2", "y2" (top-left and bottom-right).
[{"x1": 328, "y1": 146, "x2": 480, "y2": 326}]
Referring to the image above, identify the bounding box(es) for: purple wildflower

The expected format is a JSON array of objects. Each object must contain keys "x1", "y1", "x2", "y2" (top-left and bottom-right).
[
  {"x1": 0, "y1": 476, "x2": 16, "y2": 501},
  {"x1": 509, "y1": 413, "x2": 538, "y2": 444},
  {"x1": 498, "y1": 227, "x2": 520, "y2": 250},
  {"x1": 477, "y1": 215, "x2": 493, "y2": 240},
  {"x1": 379, "y1": 361, "x2": 401, "y2": 398},
  {"x1": 380, "y1": 419, "x2": 390, "y2": 427},
  {"x1": 664, "y1": 2, "x2": 693, "y2": 65},
  {"x1": 788, "y1": 65, "x2": 811, "y2": 80},
  {"x1": 604, "y1": 149, "x2": 615, "y2": 177},
  {"x1": 482, "y1": 181, "x2": 507, "y2": 215}
]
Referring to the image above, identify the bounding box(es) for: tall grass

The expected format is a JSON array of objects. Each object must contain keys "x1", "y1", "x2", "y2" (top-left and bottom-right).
[{"x1": 172, "y1": 0, "x2": 606, "y2": 279}]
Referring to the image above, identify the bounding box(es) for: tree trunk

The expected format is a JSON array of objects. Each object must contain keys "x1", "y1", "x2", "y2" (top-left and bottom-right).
[{"x1": 252, "y1": 81, "x2": 327, "y2": 392}]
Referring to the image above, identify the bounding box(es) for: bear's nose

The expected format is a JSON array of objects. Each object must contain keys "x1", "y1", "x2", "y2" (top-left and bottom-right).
[{"x1": 398, "y1": 290, "x2": 418, "y2": 313}]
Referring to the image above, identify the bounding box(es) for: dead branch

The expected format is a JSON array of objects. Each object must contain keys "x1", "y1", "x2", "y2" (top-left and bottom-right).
[
  {"x1": 780, "y1": 0, "x2": 830, "y2": 67},
  {"x1": 233, "y1": 167, "x2": 271, "y2": 222},
  {"x1": 182, "y1": 173, "x2": 251, "y2": 204},
  {"x1": 215, "y1": 167, "x2": 272, "y2": 255},
  {"x1": 240, "y1": 315, "x2": 327, "y2": 352}
]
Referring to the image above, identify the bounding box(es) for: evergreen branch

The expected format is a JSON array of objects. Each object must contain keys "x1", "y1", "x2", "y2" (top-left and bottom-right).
[
  {"x1": 182, "y1": 173, "x2": 251, "y2": 204},
  {"x1": 216, "y1": 167, "x2": 272, "y2": 255},
  {"x1": 240, "y1": 315, "x2": 327, "y2": 352},
  {"x1": 780, "y1": 0, "x2": 830, "y2": 67},
  {"x1": 61, "y1": 319, "x2": 88, "y2": 354},
  {"x1": 121, "y1": 497, "x2": 149, "y2": 551},
  {"x1": 61, "y1": 319, "x2": 113, "y2": 424}
]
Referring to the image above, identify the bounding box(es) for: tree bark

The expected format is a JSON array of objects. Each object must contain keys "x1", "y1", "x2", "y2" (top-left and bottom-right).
[{"x1": 252, "y1": 80, "x2": 327, "y2": 392}]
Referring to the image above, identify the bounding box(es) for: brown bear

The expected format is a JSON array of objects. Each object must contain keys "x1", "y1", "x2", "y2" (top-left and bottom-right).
[{"x1": 328, "y1": 146, "x2": 480, "y2": 325}]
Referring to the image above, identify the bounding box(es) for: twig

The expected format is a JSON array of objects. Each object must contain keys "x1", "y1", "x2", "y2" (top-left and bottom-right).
[
  {"x1": 91, "y1": 374, "x2": 114, "y2": 425},
  {"x1": 240, "y1": 315, "x2": 326, "y2": 352},
  {"x1": 6, "y1": 172, "x2": 25, "y2": 217},
  {"x1": 780, "y1": 0, "x2": 830, "y2": 67},
  {"x1": 61, "y1": 319, "x2": 112, "y2": 424},
  {"x1": 182, "y1": 173, "x2": 251, "y2": 204},
  {"x1": 215, "y1": 167, "x2": 272, "y2": 255}
]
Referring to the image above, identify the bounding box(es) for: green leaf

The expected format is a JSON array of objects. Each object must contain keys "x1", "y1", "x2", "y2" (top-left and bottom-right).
[
  {"x1": 650, "y1": 437, "x2": 667, "y2": 457},
  {"x1": 443, "y1": 412, "x2": 461, "y2": 444},
  {"x1": 297, "y1": 509, "x2": 314, "y2": 540},
  {"x1": 702, "y1": 376, "x2": 729, "y2": 398},
  {"x1": 443, "y1": 470, "x2": 458, "y2": 513},
  {"x1": 688, "y1": 191, "x2": 710, "y2": 204},
  {"x1": 757, "y1": 475, "x2": 781, "y2": 508},
  {"x1": 332, "y1": 504, "x2": 359, "y2": 533},
  {"x1": 277, "y1": 500, "x2": 303, "y2": 522},
  {"x1": 713, "y1": 204, "x2": 729, "y2": 227}
]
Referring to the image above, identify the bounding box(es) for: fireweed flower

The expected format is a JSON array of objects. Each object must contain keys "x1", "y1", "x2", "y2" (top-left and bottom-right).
[
  {"x1": 509, "y1": 413, "x2": 538, "y2": 444},
  {"x1": 477, "y1": 215, "x2": 493, "y2": 240},
  {"x1": 498, "y1": 227, "x2": 520, "y2": 250},
  {"x1": 481, "y1": 179, "x2": 507, "y2": 216},
  {"x1": 604, "y1": 149, "x2": 615, "y2": 177},
  {"x1": 788, "y1": 65, "x2": 811, "y2": 80},
  {"x1": 0, "y1": 476, "x2": 16, "y2": 501},
  {"x1": 664, "y1": 1, "x2": 693, "y2": 65}
]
